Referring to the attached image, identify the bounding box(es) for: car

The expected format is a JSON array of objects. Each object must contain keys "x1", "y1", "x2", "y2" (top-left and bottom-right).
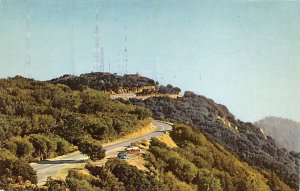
[
  {"x1": 126, "y1": 146, "x2": 140, "y2": 154},
  {"x1": 117, "y1": 152, "x2": 130, "y2": 159}
]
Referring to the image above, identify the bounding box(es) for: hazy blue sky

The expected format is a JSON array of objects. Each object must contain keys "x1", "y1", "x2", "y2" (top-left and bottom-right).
[{"x1": 0, "y1": 0, "x2": 299, "y2": 122}]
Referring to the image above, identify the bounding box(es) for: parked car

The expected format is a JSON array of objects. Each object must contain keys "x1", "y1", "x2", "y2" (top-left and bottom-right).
[
  {"x1": 126, "y1": 146, "x2": 140, "y2": 154},
  {"x1": 117, "y1": 152, "x2": 130, "y2": 159}
]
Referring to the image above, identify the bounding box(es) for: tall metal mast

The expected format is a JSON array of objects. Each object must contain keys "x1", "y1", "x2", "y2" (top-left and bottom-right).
[
  {"x1": 25, "y1": 0, "x2": 31, "y2": 77},
  {"x1": 152, "y1": 60, "x2": 157, "y2": 81},
  {"x1": 100, "y1": 47, "x2": 104, "y2": 72},
  {"x1": 123, "y1": 25, "x2": 128, "y2": 74},
  {"x1": 70, "y1": 25, "x2": 75, "y2": 75},
  {"x1": 70, "y1": 2, "x2": 75, "y2": 75},
  {"x1": 93, "y1": 0, "x2": 101, "y2": 72},
  {"x1": 108, "y1": 58, "x2": 111, "y2": 73}
]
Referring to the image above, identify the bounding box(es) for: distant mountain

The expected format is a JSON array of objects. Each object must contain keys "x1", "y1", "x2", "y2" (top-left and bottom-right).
[{"x1": 254, "y1": 117, "x2": 300, "y2": 152}]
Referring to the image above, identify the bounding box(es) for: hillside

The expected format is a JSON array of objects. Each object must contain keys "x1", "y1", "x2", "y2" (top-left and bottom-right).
[
  {"x1": 128, "y1": 92, "x2": 300, "y2": 190},
  {"x1": 0, "y1": 76, "x2": 151, "y2": 190},
  {"x1": 1, "y1": 74, "x2": 299, "y2": 190},
  {"x1": 254, "y1": 117, "x2": 300, "y2": 152},
  {"x1": 45, "y1": 124, "x2": 292, "y2": 191}
]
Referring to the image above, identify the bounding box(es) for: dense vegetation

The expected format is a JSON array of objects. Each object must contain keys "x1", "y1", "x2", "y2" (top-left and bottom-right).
[
  {"x1": 0, "y1": 76, "x2": 151, "y2": 189},
  {"x1": 157, "y1": 84, "x2": 181, "y2": 95},
  {"x1": 51, "y1": 72, "x2": 181, "y2": 95},
  {"x1": 147, "y1": 124, "x2": 292, "y2": 191},
  {"x1": 50, "y1": 72, "x2": 157, "y2": 93},
  {"x1": 129, "y1": 92, "x2": 299, "y2": 190},
  {"x1": 44, "y1": 124, "x2": 291, "y2": 191},
  {"x1": 1, "y1": 73, "x2": 298, "y2": 190}
]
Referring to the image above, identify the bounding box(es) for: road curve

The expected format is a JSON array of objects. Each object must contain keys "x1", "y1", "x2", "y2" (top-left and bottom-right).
[{"x1": 31, "y1": 120, "x2": 172, "y2": 184}]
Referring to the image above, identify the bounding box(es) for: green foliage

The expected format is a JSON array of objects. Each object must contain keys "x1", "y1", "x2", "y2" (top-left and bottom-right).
[
  {"x1": 145, "y1": 124, "x2": 293, "y2": 191},
  {"x1": 193, "y1": 169, "x2": 222, "y2": 191},
  {"x1": 56, "y1": 114, "x2": 85, "y2": 144},
  {"x1": 66, "y1": 170, "x2": 101, "y2": 191},
  {"x1": 159, "y1": 172, "x2": 196, "y2": 191},
  {"x1": 0, "y1": 148, "x2": 37, "y2": 188},
  {"x1": 3, "y1": 136, "x2": 34, "y2": 160},
  {"x1": 133, "y1": 106, "x2": 152, "y2": 120},
  {"x1": 0, "y1": 76, "x2": 152, "y2": 188},
  {"x1": 85, "y1": 165, "x2": 125, "y2": 191},
  {"x1": 45, "y1": 177, "x2": 67, "y2": 191},
  {"x1": 77, "y1": 138, "x2": 106, "y2": 161},
  {"x1": 106, "y1": 158, "x2": 163, "y2": 191}
]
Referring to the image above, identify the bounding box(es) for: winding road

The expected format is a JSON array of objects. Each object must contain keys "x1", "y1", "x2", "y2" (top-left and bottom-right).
[{"x1": 31, "y1": 120, "x2": 172, "y2": 184}]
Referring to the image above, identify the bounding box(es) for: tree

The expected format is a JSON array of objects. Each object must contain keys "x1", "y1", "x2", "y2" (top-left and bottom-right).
[
  {"x1": 56, "y1": 115, "x2": 85, "y2": 144},
  {"x1": 77, "y1": 138, "x2": 105, "y2": 160},
  {"x1": 13, "y1": 159, "x2": 37, "y2": 184},
  {"x1": 3, "y1": 136, "x2": 34, "y2": 160},
  {"x1": 29, "y1": 134, "x2": 48, "y2": 160},
  {"x1": 134, "y1": 106, "x2": 152, "y2": 120},
  {"x1": 193, "y1": 169, "x2": 222, "y2": 191},
  {"x1": 106, "y1": 159, "x2": 163, "y2": 191},
  {"x1": 0, "y1": 149, "x2": 37, "y2": 187},
  {"x1": 85, "y1": 165, "x2": 125, "y2": 191},
  {"x1": 55, "y1": 138, "x2": 71, "y2": 155},
  {"x1": 45, "y1": 177, "x2": 68, "y2": 191}
]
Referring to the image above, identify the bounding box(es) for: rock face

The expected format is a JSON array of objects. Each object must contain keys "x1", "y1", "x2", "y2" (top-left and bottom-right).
[
  {"x1": 254, "y1": 117, "x2": 300, "y2": 152},
  {"x1": 129, "y1": 92, "x2": 299, "y2": 190}
]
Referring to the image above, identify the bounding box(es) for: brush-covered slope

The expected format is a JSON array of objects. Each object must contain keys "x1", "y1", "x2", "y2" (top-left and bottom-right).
[
  {"x1": 50, "y1": 72, "x2": 181, "y2": 95},
  {"x1": 46, "y1": 123, "x2": 292, "y2": 191},
  {"x1": 48, "y1": 73, "x2": 299, "y2": 190},
  {"x1": 254, "y1": 117, "x2": 300, "y2": 152},
  {"x1": 0, "y1": 76, "x2": 151, "y2": 190},
  {"x1": 129, "y1": 92, "x2": 299, "y2": 190},
  {"x1": 50, "y1": 72, "x2": 157, "y2": 94}
]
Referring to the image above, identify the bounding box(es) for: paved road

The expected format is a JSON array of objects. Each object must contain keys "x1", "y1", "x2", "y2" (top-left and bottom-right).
[{"x1": 31, "y1": 120, "x2": 172, "y2": 184}]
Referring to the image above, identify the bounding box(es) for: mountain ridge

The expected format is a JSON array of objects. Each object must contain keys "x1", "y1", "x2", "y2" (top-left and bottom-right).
[
  {"x1": 50, "y1": 73, "x2": 299, "y2": 190},
  {"x1": 254, "y1": 116, "x2": 300, "y2": 152}
]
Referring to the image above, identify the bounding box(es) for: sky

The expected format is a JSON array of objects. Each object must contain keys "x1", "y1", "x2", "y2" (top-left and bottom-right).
[{"x1": 0, "y1": 0, "x2": 299, "y2": 122}]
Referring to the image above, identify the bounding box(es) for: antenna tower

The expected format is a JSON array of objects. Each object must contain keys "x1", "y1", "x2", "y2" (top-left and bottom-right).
[
  {"x1": 100, "y1": 47, "x2": 104, "y2": 72},
  {"x1": 108, "y1": 58, "x2": 111, "y2": 73},
  {"x1": 70, "y1": 24, "x2": 75, "y2": 75},
  {"x1": 25, "y1": 0, "x2": 31, "y2": 77},
  {"x1": 69, "y1": 2, "x2": 75, "y2": 75},
  {"x1": 152, "y1": 60, "x2": 157, "y2": 81},
  {"x1": 123, "y1": 25, "x2": 128, "y2": 74},
  {"x1": 93, "y1": 1, "x2": 101, "y2": 72}
]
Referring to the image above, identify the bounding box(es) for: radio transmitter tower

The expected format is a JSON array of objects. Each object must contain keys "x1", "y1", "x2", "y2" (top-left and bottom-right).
[
  {"x1": 25, "y1": 0, "x2": 31, "y2": 77},
  {"x1": 123, "y1": 25, "x2": 128, "y2": 74},
  {"x1": 93, "y1": 1, "x2": 102, "y2": 72}
]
